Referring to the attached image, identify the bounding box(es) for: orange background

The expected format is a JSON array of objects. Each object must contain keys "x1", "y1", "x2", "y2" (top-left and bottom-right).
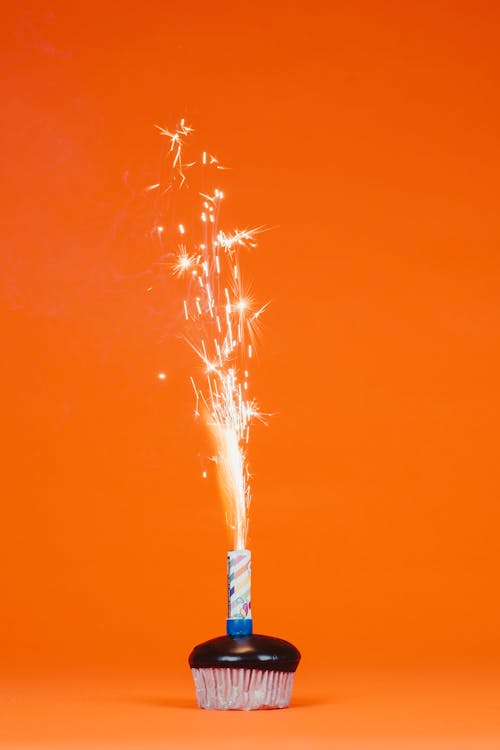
[{"x1": 1, "y1": 1, "x2": 500, "y2": 746}]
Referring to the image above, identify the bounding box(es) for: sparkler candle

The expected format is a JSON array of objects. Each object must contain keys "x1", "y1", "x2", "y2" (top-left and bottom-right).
[
  {"x1": 155, "y1": 120, "x2": 300, "y2": 709},
  {"x1": 227, "y1": 549, "x2": 252, "y2": 636}
]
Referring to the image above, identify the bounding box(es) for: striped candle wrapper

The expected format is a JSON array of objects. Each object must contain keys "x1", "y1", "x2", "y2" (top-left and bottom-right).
[{"x1": 227, "y1": 549, "x2": 251, "y2": 621}]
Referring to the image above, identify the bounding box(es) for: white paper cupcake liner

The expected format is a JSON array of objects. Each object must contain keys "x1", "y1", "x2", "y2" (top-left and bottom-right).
[{"x1": 191, "y1": 667, "x2": 295, "y2": 710}]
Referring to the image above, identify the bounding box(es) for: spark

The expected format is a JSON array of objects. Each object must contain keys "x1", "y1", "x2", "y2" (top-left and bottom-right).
[
  {"x1": 217, "y1": 227, "x2": 261, "y2": 256},
  {"x1": 155, "y1": 118, "x2": 194, "y2": 186},
  {"x1": 157, "y1": 372, "x2": 167, "y2": 380},
  {"x1": 173, "y1": 247, "x2": 199, "y2": 276},
  {"x1": 252, "y1": 301, "x2": 271, "y2": 320},
  {"x1": 190, "y1": 376, "x2": 200, "y2": 416}
]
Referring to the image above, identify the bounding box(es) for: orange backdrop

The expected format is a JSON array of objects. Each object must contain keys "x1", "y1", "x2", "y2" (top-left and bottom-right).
[{"x1": 2, "y1": 0, "x2": 500, "y2": 682}]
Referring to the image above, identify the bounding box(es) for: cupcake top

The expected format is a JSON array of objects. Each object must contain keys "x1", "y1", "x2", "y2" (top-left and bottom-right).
[{"x1": 189, "y1": 634, "x2": 301, "y2": 672}]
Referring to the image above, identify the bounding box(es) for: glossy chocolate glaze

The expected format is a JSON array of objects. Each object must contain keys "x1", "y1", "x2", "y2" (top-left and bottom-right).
[{"x1": 189, "y1": 634, "x2": 301, "y2": 673}]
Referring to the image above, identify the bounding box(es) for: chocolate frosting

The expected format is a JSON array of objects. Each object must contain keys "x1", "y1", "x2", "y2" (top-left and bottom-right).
[{"x1": 189, "y1": 634, "x2": 301, "y2": 673}]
